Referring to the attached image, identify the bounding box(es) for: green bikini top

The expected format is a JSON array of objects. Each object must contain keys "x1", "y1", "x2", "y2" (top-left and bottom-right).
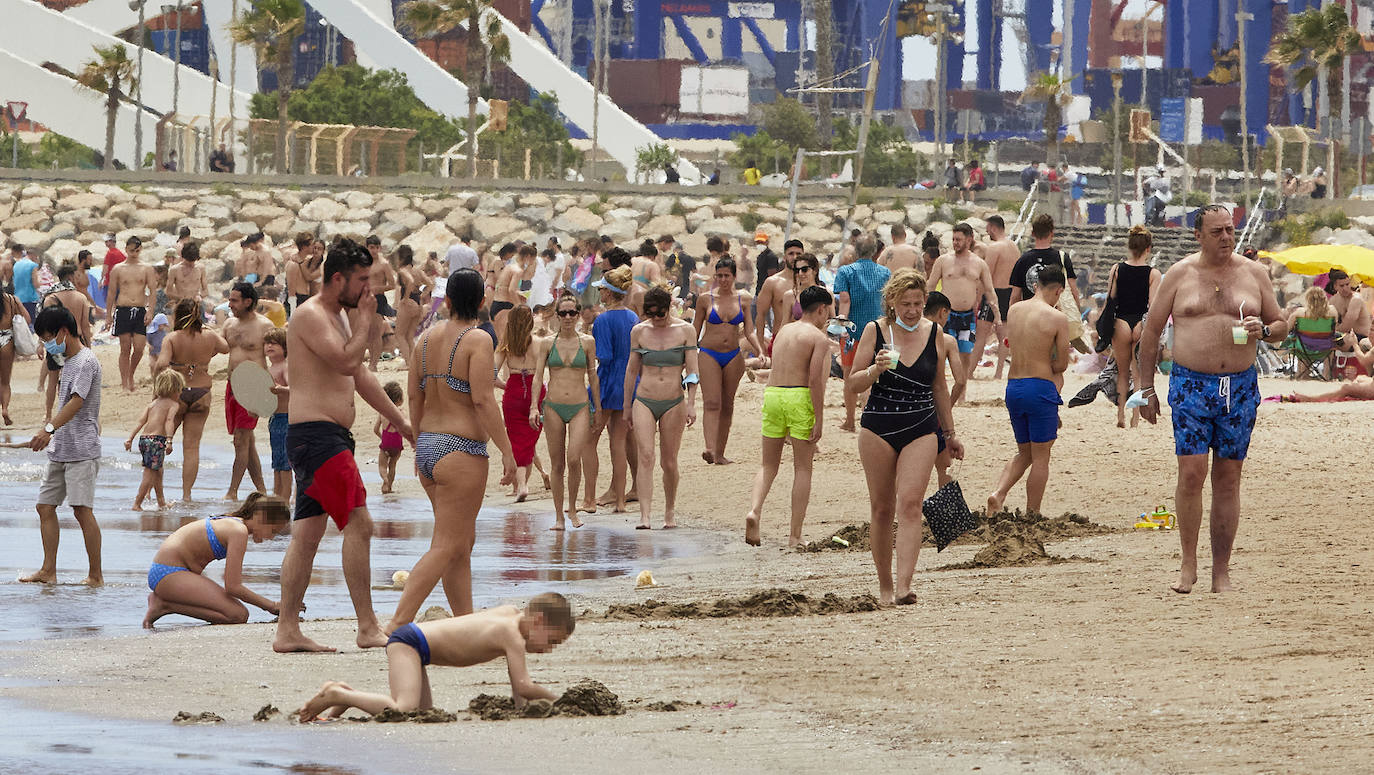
[
  {"x1": 634, "y1": 344, "x2": 697, "y2": 367},
  {"x1": 547, "y1": 338, "x2": 588, "y2": 369}
]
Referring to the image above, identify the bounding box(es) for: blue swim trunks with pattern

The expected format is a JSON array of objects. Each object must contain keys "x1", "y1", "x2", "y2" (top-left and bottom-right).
[{"x1": 1167, "y1": 363, "x2": 1260, "y2": 460}]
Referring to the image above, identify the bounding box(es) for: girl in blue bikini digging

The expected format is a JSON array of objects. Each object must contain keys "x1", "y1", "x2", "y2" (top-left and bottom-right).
[{"x1": 142, "y1": 492, "x2": 290, "y2": 628}]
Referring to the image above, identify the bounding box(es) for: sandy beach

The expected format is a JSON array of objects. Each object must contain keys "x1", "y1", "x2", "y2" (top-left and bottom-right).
[{"x1": 2, "y1": 339, "x2": 1372, "y2": 774}]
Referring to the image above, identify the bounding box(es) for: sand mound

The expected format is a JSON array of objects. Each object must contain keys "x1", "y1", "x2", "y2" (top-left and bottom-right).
[
  {"x1": 372, "y1": 707, "x2": 458, "y2": 723},
  {"x1": 600, "y1": 589, "x2": 879, "y2": 620},
  {"x1": 470, "y1": 679, "x2": 624, "y2": 721},
  {"x1": 803, "y1": 510, "x2": 1116, "y2": 553},
  {"x1": 252, "y1": 704, "x2": 280, "y2": 722},
  {"x1": 172, "y1": 711, "x2": 224, "y2": 725},
  {"x1": 418, "y1": 605, "x2": 451, "y2": 622}
]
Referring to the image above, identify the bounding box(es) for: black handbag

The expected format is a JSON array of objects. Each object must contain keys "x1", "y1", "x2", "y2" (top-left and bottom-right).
[
  {"x1": 923, "y1": 478, "x2": 979, "y2": 552},
  {"x1": 1094, "y1": 263, "x2": 1121, "y2": 352}
]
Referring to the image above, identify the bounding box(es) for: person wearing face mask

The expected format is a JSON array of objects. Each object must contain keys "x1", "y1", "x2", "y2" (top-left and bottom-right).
[
  {"x1": 845, "y1": 270, "x2": 963, "y2": 606},
  {"x1": 20, "y1": 306, "x2": 104, "y2": 587}
]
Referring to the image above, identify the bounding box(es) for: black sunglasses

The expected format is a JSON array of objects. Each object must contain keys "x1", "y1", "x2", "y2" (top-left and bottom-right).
[
  {"x1": 644, "y1": 306, "x2": 668, "y2": 318},
  {"x1": 557, "y1": 309, "x2": 579, "y2": 317},
  {"x1": 796, "y1": 264, "x2": 817, "y2": 272}
]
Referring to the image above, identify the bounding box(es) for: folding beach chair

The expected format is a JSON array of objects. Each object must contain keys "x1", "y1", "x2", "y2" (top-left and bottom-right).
[{"x1": 1280, "y1": 316, "x2": 1337, "y2": 380}]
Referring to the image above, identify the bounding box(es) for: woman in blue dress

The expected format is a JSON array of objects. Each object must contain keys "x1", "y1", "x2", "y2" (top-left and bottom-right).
[{"x1": 581, "y1": 264, "x2": 639, "y2": 514}]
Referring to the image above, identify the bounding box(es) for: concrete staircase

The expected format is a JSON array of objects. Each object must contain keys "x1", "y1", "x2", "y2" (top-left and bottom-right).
[{"x1": 1016, "y1": 225, "x2": 1199, "y2": 295}]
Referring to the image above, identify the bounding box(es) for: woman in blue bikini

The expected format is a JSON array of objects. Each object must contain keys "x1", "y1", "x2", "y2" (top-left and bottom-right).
[
  {"x1": 387, "y1": 268, "x2": 515, "y2": 630},
  {"x1": 142, "y1": 492, "x2": 289, "y2": 628},
  {"x1": 625, "y1": 285, "x2": 699, "y2": 529},
  {"x1": 530, "y1": 291, "x2": 600, "y2": 530},
  {"x1": 692, "y1": 248, "x2": 762, "y2": 464}
]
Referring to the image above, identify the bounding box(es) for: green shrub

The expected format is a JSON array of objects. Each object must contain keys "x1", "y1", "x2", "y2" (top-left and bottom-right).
[
  {"x1": 1184, "y1": 190, "x2": 1211, "y2": 208},
  {"x1": 669, "y1": 200, "x2": 686, "y2": 217},
  {"x1": 997, "y1": 198, "x2": 1024, "y2": 213},
  {"x1": 950, "y1": 207, "x2": 971, "y2": 223},
  {"x1": 855, "y1": 189, "x2": 875, "y2": 206},
  {"x1": 587, "y1": 201, "x2": 604, "y2": 216},
  {"x1": 1316, "y1": 208, "x2": 1349, "y2": 230},
  {"x1": 1275, "y1": 215, "x2": 1312, "y2": 247},
  {"x1": 739, "y1": 211, "x2": 763, "y2": 232}
]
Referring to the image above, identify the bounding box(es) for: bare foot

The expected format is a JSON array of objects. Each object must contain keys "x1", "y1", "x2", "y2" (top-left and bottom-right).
[
  {"x1": 662, "y1": 522, "x2": 678, "y2": 529},
  {"x1": 744, "y1": 512, "x2": 761, "y2": 546},
  {"x1": 2, "y1": 411, "x2": 10, "y2": 425},
  {"x1": 839, "y1": 422, "x2": 855, "y2": 433},
  {"x1": 155, "y1": 501, "x2": 167, "y2": 510},
  {"x1": 225, "y1": 492, "x2": 238, "y2": 502},
  {"x1": 625, "y1": 491, "x2": 638, "y2": 504},
  {"x1": 569, "y1": 513, "x2": 584, "y2": 528},
  {"x1": 299, "y1": 681, "x2": 348, "y2": 722},
  {"x1": 1171, "y1": 567, "x2": 1198, "y2": 594},
  {"x1": 895, "y1": 592, "x2": 918, "y2": 605},
  {"x1": 131, "y1": 503, "x2": 144, "y2": 512},
  {"x1": 635, "y1": 524, "x2": 651, "y2": 530},
  {"x1": 787, "y1": 536, "x2": 805, "y2": 549},
  {"x1": 80, "y1": 576, "x2": 103, "y2": 587},
  {"x1": 142, "y1": 592, "x2": 165, "y2": 628},
  {"x1": 701, "y1": 450, "x2": 715, "y2": 464},
  {"x1": 549, "y1": 524, "x2": 566, "y2": 531},
  {"x1": 596, "y1": 491, "x2": 617, "y2": 506},
  {"x1": 273, "y1": 633, "x2": 337, "y2": 653},
  {"x1": 515, "y1": 491, "x2": 528, "y2": 503},
  {"x1": 19, "y1": 570, "x2": 56, "y2": 584},
  {"x1": 714, "y1": 457, "x2": 733, "y2": 465},
  {"x1": 357, "y1": 626, "x2": 388, "y2": 649},
  {"x1": 878, "y1": 589, "x2": 895, "y2": 606},
  {"x1": 541, "y1": 472, "x2": 552, "y2": 490},
  {"x1": 612, "y1": 501, "x2": 628, "y2": 513},
  {"x1": 986, "y1": 494, "x2": 1003, "y2": 516},
  {"x1": 577, "y1": 502, "x2": 597, "y2": 514},
  {"x1": 1211, "y1": 570, "x2": 1232, "y2": 593},
  {"x1": 381, "y1": 487, "x2": 393, "y2": 494}
]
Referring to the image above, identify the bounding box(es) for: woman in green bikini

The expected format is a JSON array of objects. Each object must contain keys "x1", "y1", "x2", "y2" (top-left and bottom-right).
[
  {"x1": 624, "y1": 285, "x2": 699, "y2": 529},
  {"x1": 529, "y1": 292, "x2": 600, "y2": 529}
]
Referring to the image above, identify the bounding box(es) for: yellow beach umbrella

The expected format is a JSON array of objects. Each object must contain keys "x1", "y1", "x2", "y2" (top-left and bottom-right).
[{"x1": 1259, "y1": 244, "x2": 1374, "y2": 284}]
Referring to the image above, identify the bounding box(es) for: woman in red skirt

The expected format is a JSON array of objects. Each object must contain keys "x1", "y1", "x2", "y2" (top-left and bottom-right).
[{"x1": 496, "y1": 305, "x2": 548, "y2": 501}]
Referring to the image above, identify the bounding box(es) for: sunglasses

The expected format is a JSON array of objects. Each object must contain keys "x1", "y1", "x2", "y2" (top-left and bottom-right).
[
  {"x1": 644, "y1": 306, "x2": 668, "y2": 318},
  {"x1": 796, "y1": 265, "x2": 816, "y2": 273},
  {"x1": 557, "y1": 309, "x2": 579, "y2": 317}
]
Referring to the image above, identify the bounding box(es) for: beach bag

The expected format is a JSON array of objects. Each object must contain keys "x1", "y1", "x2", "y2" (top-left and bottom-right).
[
  {"x1": 9, "y1": 296, "x2": 36, "y2": 356},
  {"x1": 1093, "y1": 263, "x2": 1119, "y2": 352},
  {"x1": 569, "y1": 254, "x2": 594, "y2": 294},
  {"x1": 923, "y1": 478, "x2": 978, "y2": 552}
]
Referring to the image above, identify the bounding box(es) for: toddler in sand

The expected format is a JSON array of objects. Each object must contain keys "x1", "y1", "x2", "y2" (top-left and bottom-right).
[
  {"x1": 298, "y1": 593, "x2": 575, "y2": 721},
  {"x1": 373, "y1": 381, "x2": 405, "y2": 493},
  {"x1": 124, "y1": 369, "x2": 185, "y2": 510},
  {"x1": 143, "y1": 492, "x2": 290, "y2": 628}
]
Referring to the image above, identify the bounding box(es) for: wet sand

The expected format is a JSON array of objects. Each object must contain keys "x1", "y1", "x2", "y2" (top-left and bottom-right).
[{"x1": 1, "y1": 343, "x2": 1372, "y2": 773}]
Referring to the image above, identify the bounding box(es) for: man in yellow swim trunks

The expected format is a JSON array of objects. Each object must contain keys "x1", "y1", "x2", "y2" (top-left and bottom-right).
[{"x1": 744, "y1": 285, "x2": 834, "y2": 549}]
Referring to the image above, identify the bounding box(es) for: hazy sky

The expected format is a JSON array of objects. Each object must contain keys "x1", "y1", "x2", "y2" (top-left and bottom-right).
[{"x1": 902, "y1": 0, "x2": 1157, "y2": 90}]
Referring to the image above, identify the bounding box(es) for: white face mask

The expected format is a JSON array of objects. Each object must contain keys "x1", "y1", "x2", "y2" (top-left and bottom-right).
[{"x1": 894, "y1": 317, "x2": 921, "y2": 333}]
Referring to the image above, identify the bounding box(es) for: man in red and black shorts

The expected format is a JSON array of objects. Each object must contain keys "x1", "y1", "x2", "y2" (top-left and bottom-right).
[
  {"x1": 274, "y1": 240, "x2": 413, "y2": 654},
  {"x1": 222, "y1": 282, "x2": 273, "y2": 500}
]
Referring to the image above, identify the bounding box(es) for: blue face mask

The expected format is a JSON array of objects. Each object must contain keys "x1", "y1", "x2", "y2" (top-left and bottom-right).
[
  {"x1": 827, "y1": 322, "x2": 847, "y2": 336},
  {"x1": 894, "y1": 317, "x2": 921, "y2": 332},
  {"x1": 42, "y1": 335, "x2": 65, "y2": 357}
]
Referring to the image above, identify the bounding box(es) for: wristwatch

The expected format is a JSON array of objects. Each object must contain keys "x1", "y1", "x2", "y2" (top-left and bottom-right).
[
  {"x1": 1261, "y1": 324, "x2": 1272, "y2": 339},
  {"x1": 43, "y1": 422, "x2": 55, "y2": 434}
]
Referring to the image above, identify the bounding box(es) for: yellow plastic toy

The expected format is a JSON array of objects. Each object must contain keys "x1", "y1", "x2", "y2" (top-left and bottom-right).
[{"x1": 1133, "y1": 505, "x2": 1176, "y2": 530}]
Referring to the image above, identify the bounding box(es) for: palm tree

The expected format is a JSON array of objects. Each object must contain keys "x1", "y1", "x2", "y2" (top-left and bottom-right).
[
  {"x1": 1021, "y1": 72, "x2": 1074, "y2": 165},
  {"x1": 1264, "y1": 4, "x2": 1362, "y2": 130},
  {"x1": 400, "y1": 0, "x2": 509, "y2": 178},
  {"x1": 230, "y1": 0, "x2": 306, "y2": 173},
  {"x1": 77, "y1": 43, "x2": 137, "y2": 171}
]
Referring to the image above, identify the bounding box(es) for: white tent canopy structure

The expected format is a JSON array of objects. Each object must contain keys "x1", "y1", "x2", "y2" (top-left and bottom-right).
[{"x1": 0, "y1": 48, "x2": 158, "y2": 167}]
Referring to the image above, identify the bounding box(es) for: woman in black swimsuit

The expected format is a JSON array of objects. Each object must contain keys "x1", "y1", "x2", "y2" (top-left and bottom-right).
[
  {"x1": 157, "y1": 298, "x2": 229, "y2": 501},
  {"x1": 393, "y1": 245, "x2": 427, "y2": 364},
  {"x1": 1106, "y1": 226, "x2": 1161, "y2": 428},
  {"x1": 846, "y1": 269, "x2": 963, "y2": 606}
]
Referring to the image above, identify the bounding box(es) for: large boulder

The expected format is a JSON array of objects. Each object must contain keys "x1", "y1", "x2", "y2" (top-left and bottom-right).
[
  {"x1": 237, "y1": 203, "x2": 291, "y2": 229},
  {"x1": 415, "y1": 197, "x2": 458, "y2": 219},
  {"x1": 548, "y1": 207, "x2": 604, "y2": 239},
  {"x1": 401, "y1": 221, "x2": 458, "y2": 259},
  {"x1": 603, "y1": 207, "x2": 645, "y2": 226},
  {"x1": 20, "y1": 183, "x2": 56, "y2": 200},
  {"x1": 274, "y1": 191, "x2": 304, "y2": 211},
  {"x1": 238, "y1": 190, "x2": 273, "y2": 203},
  {"x1": 340, "y1": 191, "x2": 375, "y2": 210},
  {"x1": 11, "y1": 228, "x2": 54, "y2": 251},
  {"x1": 649, "y1": 197, "x2": 677, "y2": 217},
  {"x1": 444, "y1": 208, "x2": 474, "y2": 237},
  {"x1": 299, "y1": 197, "x2": 348, "y2": 222},
  {"x1": 383, "y1": 209, "x2": 426, "y2": 231},
  {"x1": 374, "y1": 193, "x2": 410, "y2": 212},
  {"x1": 518, "y1": 192, "x2": 552, "y2": 209},
  {"x1": 600, "y1": 218, "x2": 639, "y2": 245},
  {"x1": 194, "y1": 202, "x2": 232, "y2": 221},
  {"x1": 288, "y1": 220, "x2": 320, "y2": 238},
  {"x1": 552, "y1": 195, "x2": 578, "y2": 214},
  {"x1": 89, "y1": 183, "x2": 134, "y2": 204},
  {"x1": 53, "y1": 208, "x2": 93, "y2": 226},
  {"x1": 160, "y1": 198, "x2": 198, "y2": 215},
  {"x1": 17, "y1": 196, "x2": 53, "y2": 215},
  {"x1": 472, "y1": 215, "x2": 526, "y2": 243},
  {"x1": 47, "y1": 223, "x2": 77, "y2": 242},
  {"x1": 131, "y1": 208, "x2": 189, "y2": 230},
  {"x1": 374, "y1": 221, "x2": 410, "y2": 242},
  {"x1": 513, "y1": 206, "x2": 551, "y2": 229},
  {"x1": 57, "y1": 192, "x2": 109, "y2": 212},
  {"x1": 1327, "y1": 227, "x2": 1374, "y2": 250},
  {"x1": 873, "y1": 208, "x2": 905, "y2": 225},
  {"x1": 905, "y1": 204, "x2": 933, "y2": 225},
  {"x1": 264, "y1": 216, "x2": 296, "y2": 241},
  {"x1": 695, "y1": 217, "x2": 744, "y2": 238},
  {"x1": 473, "y1": 194, "x2": 516, "y2": 217},
  {"x1": 199, "y1": 239, "x2": 230, "y2": 260},
  {"x1": 319, "y1": 220, "x2": 373, "y2": 242},
  {"x1": 216, "y1": 221, "x2": 259, "y2": 241},
  {"x1": 342, "y1": 208, "x2": 379, "y2": 228},
  {"x1": 685, "y1": 205, "x2": 715, "y2": 232},
  {"x1": 793, "y1": 226, "x2": 835, "y2": 248},
  {"x1": 678, "y1": 196, "x2": 719, "y2": 213},
  {"x1": 796, "y1": 212, "x2": 836, "y2": 230},
  {"x1": 3, "y1": 212, "x2": 50, "y2": 232},
  {"x1": 641, "y1": 214, "x2": 687, "y2": 240},
  {"x1": 78, "y1": 216, "x2": 126, "y2": 236},
  {"x1": 106, "y1": 202, "x2": 138, "y2": 224},
  {"x1": 46, "y1": 238, "x2": 85, "y2": 264},
  {"x1": 132, "y1": 193, "x2": 161, "y2": 210}
]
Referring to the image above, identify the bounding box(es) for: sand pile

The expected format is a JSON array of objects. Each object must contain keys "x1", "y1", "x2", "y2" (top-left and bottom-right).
[
  {"x1": 372, "y1": 708, "x2": 459, "y2": 723},
  {"x1": 172, "y1": 711, "x2": 224, "y2": 724},
  {"x1": 470, "y1": 679, "x2": 625, "y2": 721},
  {"x1": 600, "y1": 589, "x2": 879, "y2": 620},
  {"x1": 803, "y1": 510, "x2": 1116, "y2": 553},
  {"x1": 252, "y1": 704, "x2": 280, "y2": 721}
]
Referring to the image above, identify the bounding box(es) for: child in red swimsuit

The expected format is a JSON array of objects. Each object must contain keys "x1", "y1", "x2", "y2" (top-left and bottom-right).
[{"x1": 374, "y1": 381, "x2": 405, "y2": 493}]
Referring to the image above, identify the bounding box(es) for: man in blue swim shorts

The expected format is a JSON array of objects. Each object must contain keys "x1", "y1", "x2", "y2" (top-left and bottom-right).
[
  {"x1": 988, "y1": 264, "x2": 1069, "y2": 517},
  {"x1": 1138, "y1": 205, "x2": 1290, "y2": 594}
]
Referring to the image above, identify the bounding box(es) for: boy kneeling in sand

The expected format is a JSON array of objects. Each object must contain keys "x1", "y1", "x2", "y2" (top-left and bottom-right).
[{"x1": 298, "y1": 593, "x2": 575, "y2": 721}]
